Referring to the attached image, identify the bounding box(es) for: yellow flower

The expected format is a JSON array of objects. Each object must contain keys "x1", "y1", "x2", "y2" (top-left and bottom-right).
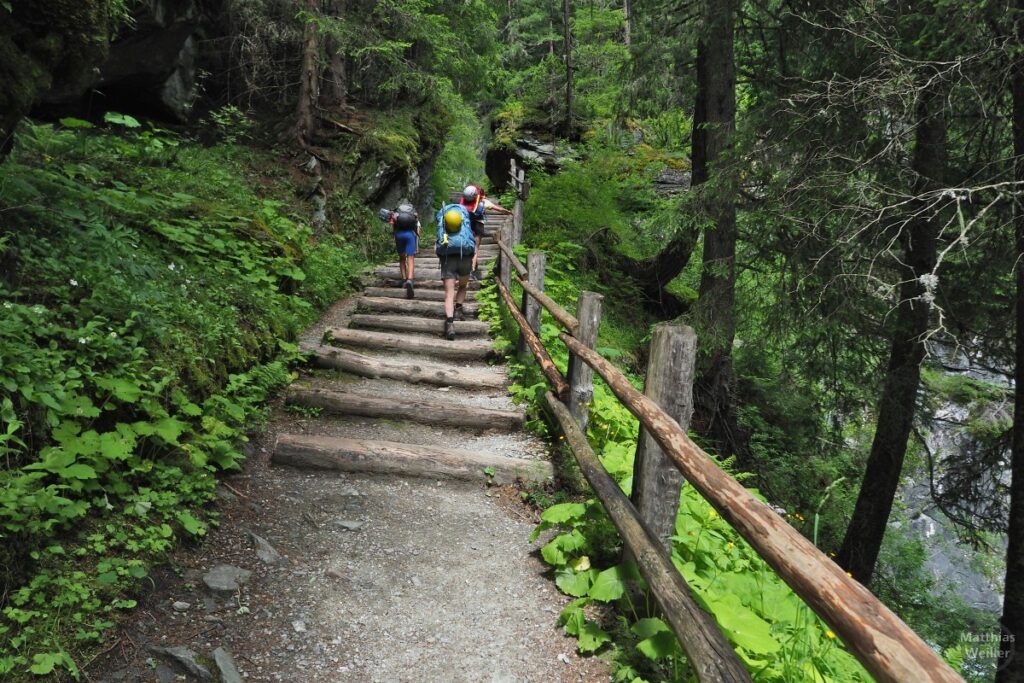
[
  {"x1": 726, "y1": 542, "x2": 735, "y2": 549},
  {"x1": 846, "y1": 571, "x2": 853, "y2": 578},
  {"x1": 825, "y1": 630, "x2": 836, "y2": 640},
  {"x1": 708, "y1": 509, "x2": 718, "y2": 519}
]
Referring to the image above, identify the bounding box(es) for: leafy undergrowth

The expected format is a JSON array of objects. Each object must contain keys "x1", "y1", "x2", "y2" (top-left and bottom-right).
[
  {"x1": 477, "y1": 265, "x2": 873, "y2": 682},
  {"x1": 0, "y1": 118, "x2": 363, "y2": 678}
]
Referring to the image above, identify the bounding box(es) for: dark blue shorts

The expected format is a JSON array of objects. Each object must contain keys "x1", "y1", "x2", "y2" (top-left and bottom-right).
[{"x1": 393, "y1": 230, "x2": 417, "y2": 256}]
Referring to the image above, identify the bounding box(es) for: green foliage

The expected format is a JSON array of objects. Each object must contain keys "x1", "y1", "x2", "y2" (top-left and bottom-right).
[{"x1": 0, "y1": 121, "x2": 361, "y2": 677}]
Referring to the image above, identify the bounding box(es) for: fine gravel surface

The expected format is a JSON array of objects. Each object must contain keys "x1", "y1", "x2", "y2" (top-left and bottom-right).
[{"x1": 90, "y1": 266, "x2": 611, "y2": 682}]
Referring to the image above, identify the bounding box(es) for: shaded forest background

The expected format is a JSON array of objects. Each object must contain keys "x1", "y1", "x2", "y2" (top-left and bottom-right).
[{"x1": 1, "y1": 0, "x2": 1023, "y2": 681}]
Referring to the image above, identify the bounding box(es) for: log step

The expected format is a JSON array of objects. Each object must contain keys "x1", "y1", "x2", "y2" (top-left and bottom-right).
[
  {"x1": 273, "y1": 434, "x2": 552, "y2": 485},
  {"x1": 304, "y1": 343, "x2": 505, "y2": 389},
  {"x1": 357, "y1": 296, "x2": 479, "y2": 318},
  {"x1": 375, "y1": 265, "x2": 491, "y2": 279},
  {"x1": 325, "y1": 327, "x2": 494, "y2": 361},
  {"x1": 376, "y1": 278, "x2": 482, "y2": 291},
  {"x1": 349, "y1": 314, "x2": 490, "y2": 337},
  {"x1": 363, "y1": 287, "x2": 477, "y2": 302},
  {"x1": 374, "y1": 267, "x2": 490, "y2": 283},
  {"x1": 285, "y1": 387, "x2": 525, "y2": 432}
]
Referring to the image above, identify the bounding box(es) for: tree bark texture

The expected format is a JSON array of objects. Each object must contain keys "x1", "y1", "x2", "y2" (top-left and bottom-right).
[
  {"x1": 837, "y1": 86, "x2": 945, "y2": 586},
  {"x1": 562, "y1": 0, "x2": 575, "y2": 138},
  {"x1": 286, "y1": 387, "x2": 525, "y2": 431},
  {"x1": 323, "y1": 0, "x2": 348, "y2": 107},
  {"x1": 303, "y1": 343, "x2": 506, "y2": 390},
  {"x1": 623, "y1": 0, "x2": 632, "y2": 46},
  {"x1": 999, "y1": 1, "x2": 1024, "y2": 678},
  {"x1": 295, "y1": 0, "x2": 321, "y2": 145},
  {"x1": 274, "y1": 434, "x2": 552, "y2": 485},
  {"x1": 349, "y1": 314, "x2": 489, "y2": 337},
  {"x1": 691, "y1": 0, "x2": 739, "y2": 459}
]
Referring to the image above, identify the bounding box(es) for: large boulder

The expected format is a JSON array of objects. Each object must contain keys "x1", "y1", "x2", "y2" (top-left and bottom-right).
[{"x1": 485, "y1": 135, "x2": 573, "y2": 192}]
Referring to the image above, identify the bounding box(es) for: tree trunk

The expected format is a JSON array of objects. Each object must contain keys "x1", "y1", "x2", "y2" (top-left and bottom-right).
[
  {"x1": 998, "y1": 1, "x2": 1024, "y2": 678},
  {"x1": 322, "y1": 0, "x2": 347, "y2": 107},
  {"x1": 623, "y1": 0, "x2": 632, "y2": 46},
  {"x1": 836, "y1": 87, "x2": 945, "y2": 586},
  {"x1": 562, "y1": 0, "x2": 574, "y2": 138},
  {"x1": 295, "y1": 0, "x2": 321, "y2": 145},
  {"x1": 690, "y1": 0, "x2": 739, "y2": 458}
]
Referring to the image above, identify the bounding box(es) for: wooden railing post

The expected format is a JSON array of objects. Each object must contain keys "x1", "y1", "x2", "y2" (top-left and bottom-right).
[
  {"x1": 517, "y1": 252, "x2": 545, "y2": 357},
  {"x1": 499, "y1": 225, "x2": 512, "y2": 292},
  {"x1": 567, "y1": 291, "x2": 603, "y2": 431},
  {"x1": 631, "y1": 323, "x2": 696, "y2": 552}
]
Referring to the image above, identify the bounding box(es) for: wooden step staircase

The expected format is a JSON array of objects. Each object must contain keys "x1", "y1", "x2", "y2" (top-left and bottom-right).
[{"x1": 275, "y1": 213, "x2": 552, "y2": 484}]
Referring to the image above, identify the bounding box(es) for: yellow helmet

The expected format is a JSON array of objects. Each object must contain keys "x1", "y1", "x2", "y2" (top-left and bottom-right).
[{"x1": 443, "y1": 208, "x2": 463, "y2": 233}]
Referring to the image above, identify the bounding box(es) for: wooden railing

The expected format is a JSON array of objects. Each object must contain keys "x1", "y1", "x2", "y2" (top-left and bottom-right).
[{"x1": 492, "y1": 185, "x2": 962, "y2": 682}]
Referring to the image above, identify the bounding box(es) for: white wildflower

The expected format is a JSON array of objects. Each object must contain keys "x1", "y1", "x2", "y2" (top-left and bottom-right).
[
  {"x1": 168, "y1": 263, "x2": 176, "y2": 271},
  {"x1": 109, "y1": 331, "x2": 117, "y2": 338},
  {"x1": 69, "y1": 279, "x2": 79, "y2": 287},
  {"x1": 78, "y1": 337, "x2": 87, "y2": 344},
  {"x1": 3, "y1": 302, "x2": 12, "y2": 309}
]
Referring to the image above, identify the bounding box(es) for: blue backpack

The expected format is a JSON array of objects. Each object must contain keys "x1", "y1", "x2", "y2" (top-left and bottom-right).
[{"x1": 435, "y1": 203, "x2": 476, "y2": 256}]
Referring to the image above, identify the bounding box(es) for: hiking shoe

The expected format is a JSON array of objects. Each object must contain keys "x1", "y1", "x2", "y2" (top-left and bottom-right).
[
  {"x1": 444, "y1": 319, "x2": 455, "y2": 341},
  {"x1": 454, "y1": 304, "x2": 465, "y2": 321},
  {"x1": 404, "y1": 279, "x2": 415, "y2": 299}
]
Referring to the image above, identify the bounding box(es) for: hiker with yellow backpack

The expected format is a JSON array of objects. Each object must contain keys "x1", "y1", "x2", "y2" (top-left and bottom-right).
[
  {"x1": 459, "y1": 184, "x2": 511, "y2": 276},
  {"x1": 435, "y1": 202, "x2": 479, "y2": 341}
]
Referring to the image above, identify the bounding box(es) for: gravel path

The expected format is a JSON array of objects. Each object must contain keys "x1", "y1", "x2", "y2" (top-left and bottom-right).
[{"x1": 91, "y1": 229, "x2": 609, "y2": 682}]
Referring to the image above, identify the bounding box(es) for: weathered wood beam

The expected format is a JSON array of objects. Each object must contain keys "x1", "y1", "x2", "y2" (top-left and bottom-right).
[
  {"x1": 518, "y1": 252, "x2": 545, "y2": 358},
  {"x1": 273, "y1": 434, "x2": 552, "y2": 484},
  {"x1": 303, "y1": 343, "x2": 504, "y2": 390},
  {"x1": 544, "y1": 391, "x2": 751, "y2": 683},
  {"x1": 557, "y1": 333, "x2": 962, "y2": 683},
  {"x1": 357, "y1": 297, "x2": 479, "y2": 318},
  {"x1": 325, "y1": 327, "x2": 494, "y2": 361},
  {"x1": 363, "y1": 287, "x2": 477, "y2": 302},
  {"x1": 631, "y1": 323, "x2": 695, "y2": 552},
  {"x1": 496, "y1": 240, "x2": 528, "y2": 278},
  {"x1": 376, "y1": 278, "x2": 481, "y2": 291},
  {"x1": 349, "y1": 314, "x2": 489, "y2": 337},
  {"x1": 374, "y1": 267, "x2": 490, "y2": 282},
  {"x1": 286, "y1": 387, "x2": 525, "y2": 431},
  {"x1": 516, "y1": 276, "x2": 579, "y2": 336},
  {"x1": 566, "y1": 292, "x2": 603, "y2": 431},
  {"x1": 496, "y1": 278, "x2": 569, "y2": 401}
]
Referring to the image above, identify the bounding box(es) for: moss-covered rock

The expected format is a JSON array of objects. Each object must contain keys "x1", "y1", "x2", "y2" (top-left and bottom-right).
[{"x1": 0, "y1": 0, "x2": 113, "y2": 158}]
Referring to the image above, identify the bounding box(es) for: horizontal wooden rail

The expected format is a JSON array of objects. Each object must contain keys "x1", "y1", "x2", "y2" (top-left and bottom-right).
[
  {"x1": 497, "y1": 239, "x2": 580, "y2": 335},
  {"x1": 557, "y1": 332, "x2": 961, "y2": 683},
  {"x1": 496, "y1": 278, "x2": 570, "y2": 401},
  {"x1": 516, "y1": 276, "x2": 579, "y2": 335},
  {"x1": 497, "y1": 239, "x2": 529, "y2": 278},
  {"x1": 544, "y1": 391, "x2": 751, "y2": 682}
]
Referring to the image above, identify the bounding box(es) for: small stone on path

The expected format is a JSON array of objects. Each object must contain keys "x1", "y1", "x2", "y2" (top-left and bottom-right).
[
  {"x1": 171, "y1": 601, "x2": 190, "y2": 612},
  {"x1": 248, "y1": 530, "x2": 284, "y2": 565},
  {"x1": 332, "y1": 519, "x2": 365, "y2": 531},
  {"x1": 213, "y1": 647, "x2": 243, "y2": 683},
  {"x1": 148, "y1": 645, "x2": 212, "y2": 681},
  {"x1": 203, "y1": 564, "x2": 252, "y2": 594}
]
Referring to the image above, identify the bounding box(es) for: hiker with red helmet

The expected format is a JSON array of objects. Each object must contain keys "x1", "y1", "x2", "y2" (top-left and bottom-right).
[{"x1": 459, "y1": 184, "x2": 511, "y2": 275}]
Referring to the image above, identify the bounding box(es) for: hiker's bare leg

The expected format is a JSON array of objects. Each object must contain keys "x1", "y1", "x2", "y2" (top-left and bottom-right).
[
  {"x1": 407, "y1": 254, "x2": 415, "y2": 280},
  {"x1": 444, "y1": 278, "x2": 456, "y2": 318},
  {"x1": 455, "y1": 277, "x2": 469, "y2": 306}
]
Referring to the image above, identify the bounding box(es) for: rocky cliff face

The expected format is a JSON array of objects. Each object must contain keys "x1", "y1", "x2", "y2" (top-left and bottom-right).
[
  {"x1": 0, "y1": 0, "x2": 112, "y2": 158},
  {"x1": 37, "y1": 0, "x2": 210, "y2": 121}
]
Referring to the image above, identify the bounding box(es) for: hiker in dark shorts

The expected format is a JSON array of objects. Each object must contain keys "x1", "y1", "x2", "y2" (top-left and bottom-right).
[
  {"x1": 378, "y1": 202, "x2": 420, "y2": 299},
  {"x1": 435, "y1": 203, "x2": 478, "y2": 341},
  {"x1": 459, "y1": 184, "x2": 511, "y2": 276}
]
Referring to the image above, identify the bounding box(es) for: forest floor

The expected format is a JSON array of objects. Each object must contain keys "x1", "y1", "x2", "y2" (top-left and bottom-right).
[{"x1": 88, "y1": 227, "x2": 610, "y2": 682}]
